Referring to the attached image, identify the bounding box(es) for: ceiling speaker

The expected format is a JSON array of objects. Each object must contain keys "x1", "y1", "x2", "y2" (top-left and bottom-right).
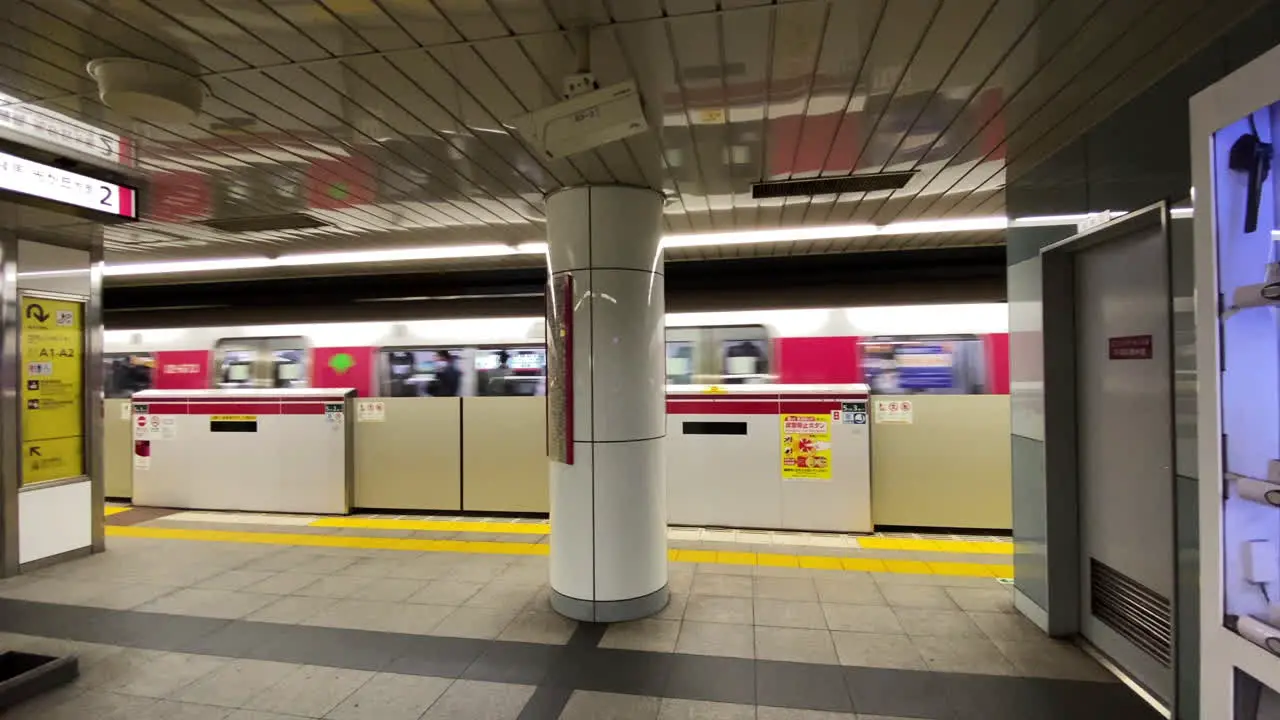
[{"x1": 87, "y1": 58, "x2": 205, "y2": 126}]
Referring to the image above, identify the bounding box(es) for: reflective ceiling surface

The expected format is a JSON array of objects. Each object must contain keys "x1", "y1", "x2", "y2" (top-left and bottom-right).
[{"x1": 0, "y1": 0, "x2": 1261, "y2": 272}]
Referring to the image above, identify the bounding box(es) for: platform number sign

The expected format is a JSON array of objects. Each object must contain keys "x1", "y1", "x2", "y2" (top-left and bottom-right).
[
  {"x1": 324, "y1": 403, "x2": 344, "y2": 426},
  {"x1": 840, "y1": 401, "x2": 868, "y2": 425}
]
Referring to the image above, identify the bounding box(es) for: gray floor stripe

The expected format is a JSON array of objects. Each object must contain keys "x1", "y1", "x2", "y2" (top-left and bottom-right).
[
  {"x1": 515, "y1": 622, "x2": 606, "y2": 720},
  {"x1": 0, "y1": 598, "x2": 1161, "y2": 720}
]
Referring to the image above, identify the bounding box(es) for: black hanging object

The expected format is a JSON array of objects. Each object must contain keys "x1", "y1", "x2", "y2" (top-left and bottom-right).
[{"x1": 1228, "y1": 118, "x2": 1273, "y2": 233}]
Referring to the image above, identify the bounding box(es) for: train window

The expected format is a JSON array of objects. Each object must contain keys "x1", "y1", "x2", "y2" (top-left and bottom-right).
[
  {"x1": 218, "y1": 349, "x2": 255, "y2": 387},
  {"x1": 104, "y1": 353, "x2": 153, "y2": 398},
  {"x1": 272, "y1": 349, "x2": 306, "y2": 388},
  {"x1": 475, "y1": 346, "x2": 546, "y2": 396},
  {"x1": 380, "y1": 347, "x2": 468, "y2": 397},
  {"x1": 720, "y1": 339, "x2": 769, "y2": 384},
  {"x1": 666, "y1": 341, "x2": 695, "y2": 385},
  {"x1": 859, "y1": 335, "x2": 989, "y2": 395}
]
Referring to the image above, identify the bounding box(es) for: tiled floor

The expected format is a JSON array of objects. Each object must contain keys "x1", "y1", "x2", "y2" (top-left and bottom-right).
[
  {"x1": 0, "y1": 532, "x2": 1159, "y2": 719},
  {"x1": 103, "y1": 507, "x2": 1015, "y2": 583}
]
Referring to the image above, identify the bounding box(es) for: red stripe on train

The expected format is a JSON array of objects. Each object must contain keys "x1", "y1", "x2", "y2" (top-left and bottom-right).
[{"x1": 666, "y1": 400, "x2": 858, "y2": 415}]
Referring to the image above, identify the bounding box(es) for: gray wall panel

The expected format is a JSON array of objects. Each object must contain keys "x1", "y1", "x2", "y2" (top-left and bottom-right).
[{"x1": 1012, "y1": 434, "x2": 1049, "y2": 610}]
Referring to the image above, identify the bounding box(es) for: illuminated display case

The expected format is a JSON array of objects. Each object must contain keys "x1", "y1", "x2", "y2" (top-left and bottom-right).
[{"x1": 1193, "y1": 42, "x2": 1280, "y2": 718}]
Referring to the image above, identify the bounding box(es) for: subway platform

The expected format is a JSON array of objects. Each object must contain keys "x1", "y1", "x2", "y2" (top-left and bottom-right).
[{"x1": 0, "y1": 507, "x2": 1161, "y2": 720}]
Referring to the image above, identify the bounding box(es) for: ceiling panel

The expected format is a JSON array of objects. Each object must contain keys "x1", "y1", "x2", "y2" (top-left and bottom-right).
[{"x1": 0, "y1": 0, "x2": 1260, "y2": 272}]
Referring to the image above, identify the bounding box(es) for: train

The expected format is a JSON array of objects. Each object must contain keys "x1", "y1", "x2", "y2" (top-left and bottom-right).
[{"x1": 102, "y1": 302, "x2": 1011, "y2": 399}]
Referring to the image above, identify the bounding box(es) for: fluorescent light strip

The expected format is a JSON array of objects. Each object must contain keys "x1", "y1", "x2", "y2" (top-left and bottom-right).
[
  {"x1": 17, "y1": 269, "x2": 90, "y2": 278},
  {"x1": 106, "y1": 210, "x2": 1179, "y2": 278},
  {"x1": 663, "y1": 223, "x2": 876, "y2": 249},
  {"x1": 1011, "y1": 207, "x2": 1195, "y2": 227},
  {"x1": 103, "y1": 242, "x2": 550, "y2": 277},
  {"x1": 1009, "y1": 213, "x2": 1096, "y2": 227}
]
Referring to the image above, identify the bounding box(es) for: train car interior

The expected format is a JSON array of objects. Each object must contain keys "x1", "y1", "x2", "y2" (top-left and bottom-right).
[
  {"x1": 104, "y1": 353, "x2": 153, "y2": 399},
  {"x1": 474, "y1": 346, "x2": 547, "y2": 396},
  {"x1": 381, "y1": 347, "x2": 457, "y2": 397}
]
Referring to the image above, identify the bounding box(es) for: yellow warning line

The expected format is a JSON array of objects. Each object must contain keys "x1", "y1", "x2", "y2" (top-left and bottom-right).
[
  {"x1": 857, "y1": 537, "x2": 1013, "y2": 555},
  {"x1": 309, "y1": 517, "x2": 1013, "y2": 555},
  {"x1": 106, "y1": 525, "x2": 1013, "y2": 580},
  {"x1": 107, "y1": 525, "x2": 548, "y2": 556},
  {"x1": 310, "y1": 517, "x2": 550, "y2": 535},
  {"x1": 103, "y1": 506, "x2": 131, "y2": 517}
]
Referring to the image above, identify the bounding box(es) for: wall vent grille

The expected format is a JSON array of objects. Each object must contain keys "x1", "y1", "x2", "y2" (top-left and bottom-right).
[{"x1": 1090, "y1": 558, "x2": 1173, "y2": 666}]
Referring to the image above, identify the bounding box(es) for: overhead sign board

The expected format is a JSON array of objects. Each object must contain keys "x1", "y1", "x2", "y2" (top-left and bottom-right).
[
  {"x1": 0, "y1": 92, "x2": 129, "y2": 165},
  {"x1": 0, "y1": 149, "x2": 137, "y2": 221}
]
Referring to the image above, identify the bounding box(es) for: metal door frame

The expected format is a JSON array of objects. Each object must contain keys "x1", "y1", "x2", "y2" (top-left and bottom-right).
[{"x1": 1040, "y1": 201, "x2": 1179, "y2": 712}]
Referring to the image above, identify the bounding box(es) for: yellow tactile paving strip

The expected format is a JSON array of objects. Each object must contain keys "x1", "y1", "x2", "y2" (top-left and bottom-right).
[
  {"x1": 856, "y1": 537, "x2": 1012, "y2": 555},
  {"x1": 105, "y1": 525, "x2": 1014, "y2": 580},
  {"x1": 310, "y1": 517, "x2": 551, "y2": 535},
  {"x1": 310, "y1": 517, "x2": 1012, "y2": 556},
  {"x1": 103, "y1": 506, "x2": 131, "y2": 517}
]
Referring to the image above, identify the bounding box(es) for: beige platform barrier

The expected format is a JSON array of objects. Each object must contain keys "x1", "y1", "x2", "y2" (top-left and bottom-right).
[
  {"x1": 353, "y1": 398, "x2": 462, "y2": 511},
  {"x1": 105, "y1": 399, "x2": 133, "y2": 499},
  {"x1": 462, "y1": 396, "x2": 549, "y2": 513},
  {"x1": 870, "y1": 394, "x2": 1012, "y2": 530}
]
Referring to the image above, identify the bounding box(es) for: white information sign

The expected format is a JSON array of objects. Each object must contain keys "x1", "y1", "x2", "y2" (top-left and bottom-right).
[
  {"x1": 0, "y1": 92, "x2": 126, "y2": 163},
  {"x1": 0, "y1": 150, "x2": 137, "y2": 219},
  {"x1": 357, "y1": 400, "x2": 386, "y2": 423},
  {"x1": 874, "y1": 399, "x2": 914, "y2": 425}
]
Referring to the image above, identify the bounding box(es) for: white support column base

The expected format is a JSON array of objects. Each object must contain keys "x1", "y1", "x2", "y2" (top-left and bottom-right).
[{"x1": 550, "y1": 585, "x2": 670, "y2": 623}]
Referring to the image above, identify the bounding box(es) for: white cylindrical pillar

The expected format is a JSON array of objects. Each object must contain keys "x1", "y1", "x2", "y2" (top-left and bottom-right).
[{"x1": 545, "y1": 185, "x2": 667, "y2": 622}]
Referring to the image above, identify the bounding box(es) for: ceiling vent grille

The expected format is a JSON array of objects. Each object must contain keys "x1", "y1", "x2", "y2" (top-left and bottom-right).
[
  {"x1": 199, "y1": 213, "x2": 329, "y2": 234},
  {"x1": 751, "y1": 171, "x2": 917, "y2": 200}
]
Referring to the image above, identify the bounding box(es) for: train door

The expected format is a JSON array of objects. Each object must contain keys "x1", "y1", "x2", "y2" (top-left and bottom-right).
[
  {"x1": 214, "y1": 336, "x2": 309, "y2": 388},
  {"x1": 664, "y1": 325, "x2": 771, "y2": 385}
]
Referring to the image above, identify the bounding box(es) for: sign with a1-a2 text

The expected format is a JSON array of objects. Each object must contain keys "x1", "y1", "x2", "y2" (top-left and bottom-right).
[{"x1": 22, "y1": 297, "x2": 84, "y2": 485}]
